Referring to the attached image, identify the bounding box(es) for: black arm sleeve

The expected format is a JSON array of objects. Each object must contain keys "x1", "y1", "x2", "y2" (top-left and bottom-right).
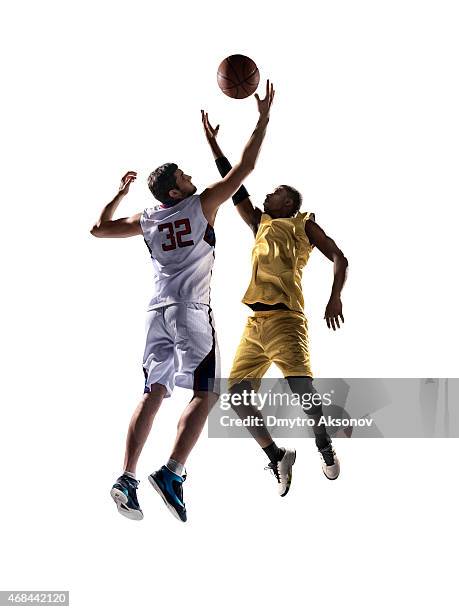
[{"x1": 215, "y1": 156, "x2": 250, "y2": 205}]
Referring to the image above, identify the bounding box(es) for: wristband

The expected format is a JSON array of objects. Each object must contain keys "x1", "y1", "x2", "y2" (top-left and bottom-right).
[
  {"x1": 232, "y1": 185, "x2": 249, "y2": 205},
  {"x1": 215, "y1": 156, "x2": 232, "y2": 178}
]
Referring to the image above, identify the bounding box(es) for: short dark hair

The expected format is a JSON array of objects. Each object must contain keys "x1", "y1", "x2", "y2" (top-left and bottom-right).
[
  {"x1": 148, "y1": 163, "x2": 178, "y2": 203},
  {"x1": 281, "y1": 184, "x2": 303, "y2": 216}
]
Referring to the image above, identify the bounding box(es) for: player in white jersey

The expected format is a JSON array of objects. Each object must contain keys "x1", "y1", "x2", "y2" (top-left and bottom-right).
[{"x1": 90, "y1": 81, "x2": 275, "y2": 522}]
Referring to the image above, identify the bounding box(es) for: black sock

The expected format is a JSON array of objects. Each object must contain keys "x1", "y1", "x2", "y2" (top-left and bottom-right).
[
  {"x1": 316, "y1": 436, "x2": 331, "y2": 450},
  {"x1": 263, "y1": 442, "x2": 285, "y2": 463}
]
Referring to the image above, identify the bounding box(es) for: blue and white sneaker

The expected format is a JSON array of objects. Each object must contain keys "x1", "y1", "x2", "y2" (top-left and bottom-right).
[
  {"x1": 110, "y1": 474, "x2": 143, "y2": 520},
  {"x1": 148, "y1": 466, "x2": 187, "y2": 522}
]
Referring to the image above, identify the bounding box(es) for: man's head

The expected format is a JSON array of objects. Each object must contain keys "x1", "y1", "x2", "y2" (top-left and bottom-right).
[
  {"x1": 148, "y1": 163, "x2": 197, "y2": 203},
  {"x1": 263, "y1": 185, "x2": 302, "y2": 218}
]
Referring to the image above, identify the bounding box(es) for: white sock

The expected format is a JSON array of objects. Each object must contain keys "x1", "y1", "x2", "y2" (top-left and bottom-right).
[
  {"x1": 166, "y1": 458, "x2": 185, "y2": 476},
  {"x1": 123, "y1": 470, "x2": 136, "y2": 479}
]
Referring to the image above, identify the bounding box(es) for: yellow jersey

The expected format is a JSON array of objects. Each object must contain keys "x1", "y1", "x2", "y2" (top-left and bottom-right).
[{"x1": 242, "y1": 211, "x2": 315, "y2": 313}]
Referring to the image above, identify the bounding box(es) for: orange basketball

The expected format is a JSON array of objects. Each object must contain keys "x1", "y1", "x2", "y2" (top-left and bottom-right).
[{"x1": 217, "y1": 55, "x2": 260, "y2": 99}]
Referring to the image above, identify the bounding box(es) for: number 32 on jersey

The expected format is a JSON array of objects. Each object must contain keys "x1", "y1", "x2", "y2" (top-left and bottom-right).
[{"x1": 158, "y1": 218, "x2": 194, "y2": 251}]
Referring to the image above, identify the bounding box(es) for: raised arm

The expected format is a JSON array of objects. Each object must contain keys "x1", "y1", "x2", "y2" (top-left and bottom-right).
[
  {"x1": 200, "y1": 80, "x2": 275, "y2": 226},
  {"x1": 201, "y1": 111, "x2": 262, "y2": 235},
  {"x1": 90, "y1": 171, "x2": 142, "y2": 238},
  {"x1": 305, "y1": 219, "x2": 349, "y2": 331}
]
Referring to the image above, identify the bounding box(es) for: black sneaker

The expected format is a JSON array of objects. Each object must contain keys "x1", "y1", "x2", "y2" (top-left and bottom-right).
[
  {"x1": 148, "y1": 466, "x2": 187, "y2": 522},
  {"x1": 110, "y1": 474, "x2": 143, "y2": 520},
  {"x1": 318, "y1": 443, "x2": 340, "y2": 480}
]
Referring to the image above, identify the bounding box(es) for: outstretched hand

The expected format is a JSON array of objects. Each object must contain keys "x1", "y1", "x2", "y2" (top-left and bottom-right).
[
  {"x1": 201, "y1": 110, "x2": 220, "y2": 142},
  {"x1": 254, "y1": 79, "x2": 275, "y2": 117},
  {"x1": 119, "y1": 171, "x2": 137, "y2": 196}
]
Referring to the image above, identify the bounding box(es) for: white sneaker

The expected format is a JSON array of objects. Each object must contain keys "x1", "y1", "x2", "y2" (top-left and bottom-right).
[
  {"x1": 318, "y1": 444, "x2": 340, "y2": 480},
  {"x1": 265, "y1": 448, "x2": 296, "y2": 496}
]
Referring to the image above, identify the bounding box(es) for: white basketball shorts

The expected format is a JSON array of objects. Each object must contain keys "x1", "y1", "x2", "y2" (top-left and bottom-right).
[{"x1": 142, "y1": 303, "x2": 220, "y2": 398}]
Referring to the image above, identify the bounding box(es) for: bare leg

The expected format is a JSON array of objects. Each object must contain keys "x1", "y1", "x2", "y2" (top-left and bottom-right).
[
  {"x1": 169, "y1": 391, "x2": 219, "y2": 465},
  {"x1": 123, "y1": 383, "x2": 167, "y2": 474}
]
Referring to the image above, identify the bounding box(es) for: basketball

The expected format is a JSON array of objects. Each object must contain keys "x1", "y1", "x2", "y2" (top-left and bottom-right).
[{"x1": 217, "y1": 55, "x2": 260, "y2": 99}]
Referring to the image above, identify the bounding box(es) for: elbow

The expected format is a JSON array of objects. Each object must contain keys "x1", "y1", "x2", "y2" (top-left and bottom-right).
[
  {"x1": 90, "y1": 224, "x2": 104, "y2": 238},
  {"x1": 334, "y1": 253, "x2": 348, "y2": 268}
]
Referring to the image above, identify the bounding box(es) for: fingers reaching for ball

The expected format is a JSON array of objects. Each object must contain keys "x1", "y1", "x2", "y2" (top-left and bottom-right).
[
  {"x1": 264, "y1": 78, "x2": 275, "y2": 102},
  {"x1": 254, "y1": 79, "x2": 275, "y2": 116},
  {"x1": 201, "y1": 110, "x2": 220, "y2": 141}
]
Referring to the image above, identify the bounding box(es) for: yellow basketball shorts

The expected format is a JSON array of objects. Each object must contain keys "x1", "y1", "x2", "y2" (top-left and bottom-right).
[{"x1": 229, "y1": 310, "x2": 313, "y2": 388}]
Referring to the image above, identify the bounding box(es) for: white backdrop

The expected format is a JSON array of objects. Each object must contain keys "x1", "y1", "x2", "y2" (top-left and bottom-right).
[{"x1": 1, "y1": 1, "x2": 458, "y2": 610}]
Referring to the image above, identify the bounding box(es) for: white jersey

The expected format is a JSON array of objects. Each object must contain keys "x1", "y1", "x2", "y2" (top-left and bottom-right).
[{"x1": 140, "y1": 194, "x2": 216, "y2": 310}]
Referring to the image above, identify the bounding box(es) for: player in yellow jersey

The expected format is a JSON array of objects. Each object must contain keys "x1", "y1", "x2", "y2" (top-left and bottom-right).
[{"x1": 202, "y1": 111, "x2": 349, "y2": 495}]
